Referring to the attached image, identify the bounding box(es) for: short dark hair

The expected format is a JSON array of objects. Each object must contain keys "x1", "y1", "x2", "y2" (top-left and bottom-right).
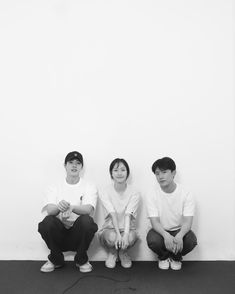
[
  {"x1": 151, "y1": 157, "x2": 176, "y2": 174},
  {"x1": 109, "y1": 158, "x2": 130, "y2": 179}
]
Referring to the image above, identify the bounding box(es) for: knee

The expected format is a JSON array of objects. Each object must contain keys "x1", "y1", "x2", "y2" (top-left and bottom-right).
[
  {"x1": 76, "y1": 215, "x2": 98, "y2": 232},
  {"x1": 103, "y1": 230, "x2": 117, "y2": 247},
  {"x1": 38, "y1": 215, "x2": 57, "y2": 234},
  {"x1": 146, "y1": 230, "x2": 163, "y2": 250},
  {"x1": 183, "y1": 231, "x2": 197, "y2": 252}
]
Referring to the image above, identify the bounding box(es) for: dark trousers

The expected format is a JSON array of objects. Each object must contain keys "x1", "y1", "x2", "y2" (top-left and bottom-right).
[
  {"x1": 38, "y1": 215, "x2": 98, "y2": 266},
  {"x1": 146, "y1": 228, "x2": 197, "y2": 261}
]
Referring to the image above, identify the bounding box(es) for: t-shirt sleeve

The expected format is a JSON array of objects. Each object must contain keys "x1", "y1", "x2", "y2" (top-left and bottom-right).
[
  {"x1": 183, "y1": 191, "x2": 195, "y2": 216},
  {"x1": 82, "y1": 183, "x2": 98, "y2": 209},
  {"x1": 145, "y1": 188, "x2": 159, "y2": 218},
  {"x1": 126, "y1": 192, "x2": 140, "y2": 218},
  {"x1": 98, "y1": 189, "x2": 115, "y2": 214}
]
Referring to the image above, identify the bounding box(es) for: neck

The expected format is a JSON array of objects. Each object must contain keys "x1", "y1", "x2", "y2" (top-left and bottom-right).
[
  {"x1": 161, "y1": 182, "x2": 177, "y2": 193},
  {"x1": 66, "y1": 175, "x2": 80, "y2": 185},
  {"x1": 114, "y1": 182, "x2": 127, "y2": 193}
]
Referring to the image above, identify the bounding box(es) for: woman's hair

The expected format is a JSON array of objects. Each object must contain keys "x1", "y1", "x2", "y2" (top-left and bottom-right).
[
  {"x1": 109, "y1": 158, "x2": 130, "y2": 179},
  {"x1": 151, "y1": 157, "x2": 176, "y2": 174}
]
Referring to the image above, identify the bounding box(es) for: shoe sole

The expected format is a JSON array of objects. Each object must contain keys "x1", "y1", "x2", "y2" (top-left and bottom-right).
[
  {"x1": 40, "y1": 268, "x2": 55, "y2": 273},
  {"x1": 75, "y1": 263, "x2": 93, "y2": 273},
  {"x1": 40, "y1": 265, "x2": 62, "y2": 273},
  {"x1": 120, "y1": 263, "x2": 132, "y2": 268},
  {"x1": 159, "y1": 266, "x2": 169, "y2": 270},
  {"x1": 79, "y1": 268, "x2": 93, "y2": 273},
  {"x1": 121, "y1": 265, "x2": 132, "y2": 268},
  {"x1": 158, "y1": 264, "x2": 169, "y2": 270},
  {"x1": 170, "y1": 266, "x2": 181, "y2": 270}
]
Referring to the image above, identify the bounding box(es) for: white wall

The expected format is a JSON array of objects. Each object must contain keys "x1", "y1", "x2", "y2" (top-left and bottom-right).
[{"x1": 0, "y1": 0, "x2": 234, "y2": 261}]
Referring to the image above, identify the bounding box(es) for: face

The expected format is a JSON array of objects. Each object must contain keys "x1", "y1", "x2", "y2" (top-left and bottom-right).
[
  {"x1": 112, "y1": 162, "x2": 128, "y2": 184},
  {"x1": 65, "y1": 159, "x2": 83, "y2": 177},
  {"x1": 154, "y1": 167, "x2": 176, "y2": 189}
]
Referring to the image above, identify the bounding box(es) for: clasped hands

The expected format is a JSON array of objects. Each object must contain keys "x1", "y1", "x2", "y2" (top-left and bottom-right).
[
  {"x1": 115, "y1": 233, "x2": 129, "y2": 250},
  {"x1": 164, "y1": 233, "x2": 183, "y2": 255},
  {"x1": 57, "y1": 200, "x2": 72, "y2": 218}
]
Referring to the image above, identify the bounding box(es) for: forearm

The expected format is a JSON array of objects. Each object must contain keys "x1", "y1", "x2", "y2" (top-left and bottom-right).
[
  {"x1": 150, "y1": 217, "x2": 175, "y2": 252},
  {"x1": 110, "y1": 212, "x2": 121, "y2": 236},
  {"x1": 45, "y1": 204, "x2": 60, "y2": 216},
  {"x1": 72, "y1": 204, "x2": 94, "y2": 215},
  {"x1": 177, "y1": 216, "x2": 193, "y2": 238},
  {"x1": 151, "y1": 218, "x2": 169, "y2": 238},
  {"x1": 123, "y1": 214, "x2": 131, "y2": 234}
]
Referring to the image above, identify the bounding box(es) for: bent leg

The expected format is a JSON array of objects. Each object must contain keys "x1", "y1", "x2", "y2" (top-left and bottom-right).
[
  {"x1": 146, "y1": 229, "x2": 170, "y2": 260},
  {"x1": 169, "y1": 230, "x2": 197, "y2": 261},
  {"x1": 99, "y1": 229, "x2": 119, "y2": 268},
  {"x1": 182, "y1": 230, "x2": 197, "y2": 256},
  {"x1": 99, "y1": 229, "x2": 138, "y2": 249},
  {"x1": 38, "y1": 215, "x2": 66, "y2": 265},
  {"x1": 67, "y1": 215, "x2": 98, "y2": 265},
  {"x1": 119, "y1": 230, "x2": 138, "y2": 268},
  {"x1": 126, "y1": 230, "x2": 138, "y2": 248},
  {"x1": 99, "y1": 229, "x2": 117, "y2": 249}
]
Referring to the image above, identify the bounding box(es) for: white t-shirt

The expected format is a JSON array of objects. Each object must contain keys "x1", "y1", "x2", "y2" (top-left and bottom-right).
[
  {"x1": 99, "y1": 184, "x2": 140, "y2": 231},
  {"x1": 42, "y1": 178, "x2": 98, "y2": 228},
  {"x1": 146, "y1": 183, "x2": 195, "y2": 231}
]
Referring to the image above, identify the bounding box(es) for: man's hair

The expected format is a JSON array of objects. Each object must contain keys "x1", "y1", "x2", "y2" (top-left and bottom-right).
[
  {"x1": 109, "y1": 158, "x2": 130, "y2": 179},
  {"x1": 151, "y1": 157, "x2": 176, "y2": 174}
]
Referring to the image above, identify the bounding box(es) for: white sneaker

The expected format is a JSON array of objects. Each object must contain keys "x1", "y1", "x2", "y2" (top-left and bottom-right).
[
  {"x1": 76, "y1": 261, "x2": 93, "y2": 273},
  {"x1": 170, "y1": 259, "x2": 182, "y2": 270},
  {"x1": 105, "y1": 251, "x2": 118, "y2": 268},
  {"x1": 158, "y1": 259, "x2": 170, "y2": 270},
  {"x1": 40, "y1": 260, "x2": 62, "y2": 273},
  {"x1": 119, "y1": 250, "x2": 132, "y2": 268}
]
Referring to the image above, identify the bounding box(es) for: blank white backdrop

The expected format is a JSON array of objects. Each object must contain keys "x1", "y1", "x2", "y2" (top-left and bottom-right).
[{"x1": 0, "y1": 0, "x2": 234, "y2": 260}]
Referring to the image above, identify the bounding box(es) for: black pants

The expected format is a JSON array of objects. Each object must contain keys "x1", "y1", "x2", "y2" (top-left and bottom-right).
[
  {"x1": 146, "y1": 229, "x2": 197, "y2": 261},
  {"x1": 38, "y1": 215, "x2": 98, "y2": 266}
]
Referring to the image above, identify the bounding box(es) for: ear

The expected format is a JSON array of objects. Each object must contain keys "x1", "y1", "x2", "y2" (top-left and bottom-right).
[{"x1": 172, "y1": 170, "x2": 176, "y2": 178}]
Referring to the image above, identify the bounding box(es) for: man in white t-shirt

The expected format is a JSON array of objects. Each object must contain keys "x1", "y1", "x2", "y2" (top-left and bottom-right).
[
  {"x1": 146, "y1": 157, "x2": 197, "y2": 270},
  {"x1": 38, "y1": 151, "x2": 98, "y2": 273}
]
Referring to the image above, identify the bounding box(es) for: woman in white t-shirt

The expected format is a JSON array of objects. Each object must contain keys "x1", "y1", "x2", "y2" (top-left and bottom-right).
[{"x1": 98, "y1": 158, "x2": 140, "y2": 269}]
